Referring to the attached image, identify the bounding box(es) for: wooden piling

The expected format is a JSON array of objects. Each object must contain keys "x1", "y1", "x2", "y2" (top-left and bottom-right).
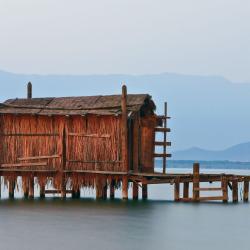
[
  {"x1": 9, "y1": 179, "x2": 15, "y2": 199},
  {"x1": 133, "y1": 182, "x2": 139, "y2": 200},
  {"x1": 102, "y1": 182, "x2": 107, "y2": 200},
  {"x1": 95, "y1": 176, "x2": 103, "y2": 199},
  {"x1": 122, "y1": 176, "x2": 128, "y2": 200},
  {"x1": 193, "y1": 163, "x2": 200, "y2": 201},
  {"x1": 174, "y1": 180, "x2": 180, "y2": 201},
  {"x1": 183, "y1": 182, "x2": 189, "y2": 199},
  {"x1": 110, "y1": 180, "x2": 115, "y2": 199},
  {"x1": 22, "y1": 177, "x2": 29, "y2": 198},
  {"x1": 28, "y1": 176, "x2": 34, "y2": 198},
  {"x1": 243, "y1": 180, "x2": 249, "y2": 202},
  {"x1": 142, "y1": 184, "x2": 148, "y2": 200},
  {"x1": 232, "y1": 179, "x2": 238, "y2": 202},
  {"x1": 222, "y1": 176, "x2": 228, "y2": 203},
  {"x1": 40, "y1": 183, "x2": 45, "y2": 198}
]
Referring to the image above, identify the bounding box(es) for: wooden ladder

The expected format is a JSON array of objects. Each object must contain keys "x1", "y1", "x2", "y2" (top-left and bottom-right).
[{"x1": 154, "y1": 102, "x2": 171, "y2": 174}]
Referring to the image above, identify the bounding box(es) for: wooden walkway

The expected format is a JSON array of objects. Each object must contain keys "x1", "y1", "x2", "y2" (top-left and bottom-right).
[{"x1": 0, "y1": 163, "x2": 249, "y2": 202}]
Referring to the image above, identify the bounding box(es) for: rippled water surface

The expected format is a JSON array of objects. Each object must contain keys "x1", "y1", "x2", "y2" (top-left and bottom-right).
[{"x1": 0, "y1": 168, "x2": 250, "y2": 250}]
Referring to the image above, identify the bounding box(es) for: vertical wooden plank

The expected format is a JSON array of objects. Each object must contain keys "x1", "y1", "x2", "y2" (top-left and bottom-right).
[
  {"x1": 232, "y1": 179, "x2": 238, "y2": 202},
  {"x1": 142, "y1": 184, "x2": 148, "y2": 200},
  {"x1": 132, "y1": 182, "x2": 139, "y2": 200},
  {"x1": 121, "y1": 85, "x2": 129, "y2": 172},
  {"x1": 102, "y1": 182, "x2": 107, "y2": 200},
  {"x1": 183, "y1": 182, "x2": 189, "y2": 198},
  {"x1": 110, "y1": 180, "x2": 115, "y2": 199},
  {"x1": 243, "y1": 180, "x2": 249, "y2": 202},
  {"x1": 122, "y1": 176, "x2": 128, "y2": 200},
  {"x1": 9, "y1": 179, "x2": 15, "y2": 199},
  {"x1": 61, "y1": 126, "x2": 67, "y2": 198},
  {"x1": 28, "y1": 175, "x2": 34, "y2": 199},
  {"x1": 174, "y1": 180, "x2": 180, "y2": 201},
  {"x1": 193, "y1": 163, "x2": 200, "y2": 201},
  {"x1": 222, "y1": 176, "x2": 228, "y2": 203}
]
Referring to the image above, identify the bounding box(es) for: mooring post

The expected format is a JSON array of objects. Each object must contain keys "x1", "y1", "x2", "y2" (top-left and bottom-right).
[
  {"x1": 28, "y1": 175, "x2": 34, "y2": 198},
  {"x1": 232, "y1": 178, "x2": 238, "y2": 203},
  {"x1": 243, "y1": 180, "x2": 249, "y2": 202},
  {"x1": 9, "y1": 178, "x2": 15, "y2": 199},
  {"x1": 132, "y1": 182, "x2": 139, "y2": 200},
  {"x1": 222, "y1": 176, "x2": 228, "y2": 203},
  {"x1": 142, "y1": 184, "x2": 148, "y2": 200},
  {"x1": 174, "y1": 179, "x2": 180, "y2": 201},
  {"x1": 110, "y1": 180, "x2": 115, "y2": 199},
  {"x1": 183, "y1": 182, "x2": 189, "y2": 199},
  {"x1": 193, "y1": 162, "x2": 200, "y2": 201}
]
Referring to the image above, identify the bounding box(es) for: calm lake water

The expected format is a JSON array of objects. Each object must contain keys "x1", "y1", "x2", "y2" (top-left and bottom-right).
[{"x1": 1, "y1": 168, "x2": 250, "y2": 250}]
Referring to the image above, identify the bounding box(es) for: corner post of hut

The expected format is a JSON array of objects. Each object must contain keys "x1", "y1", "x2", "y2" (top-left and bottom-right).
[{"x1": 121, "y1": 84, "x2": 129, "y2": 199}]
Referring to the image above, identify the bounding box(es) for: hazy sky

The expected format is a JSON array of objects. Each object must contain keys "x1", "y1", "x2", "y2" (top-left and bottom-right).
[{"x1": 0, "y1": 0, "x2": 249, "y2": 82}]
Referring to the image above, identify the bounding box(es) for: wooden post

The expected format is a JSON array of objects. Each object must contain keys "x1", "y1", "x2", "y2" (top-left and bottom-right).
[
  {"x1": 142, "y1": 184, "x2": 148, "y2": 200},
  {"x1": 0, "y1": 176, "x2": 1, "y2": 199},
  {"x1": 174, "y1": 180, "x2": 180, "y2": 201},
  {"x1": 61, "y1": 127, "x2": 67, "y2": 198},
  {"x1": 243, "y1": 180, "x2": 249, "y2": 202},
  {"x1": 110, "y1": 180, "x2": 115, "y2": 199},
  {"x1": 40, "y1": 183, "x2": 45, "y2": 198},
  {"x1": 95, "y1": 175, "x2": 103, "y2": 199},
  {"x1": 133, "y1": 182, "x2": 139, "y2": 200},
  {"x1": 121, "y1": 85, "x2": 129, "y2": 200},
  {"x1": 102, "y1": 183, "x2": 107, "y2": 200},
  {"x1": 193, "y1": 163, "x2": 200, "y2": 201},
  {"x1": 232, "y1": 179, "x2": 238, "y2": 202},
  {"x1": 27, "y1": 82, "x2": 32, "y2": 99},
  {"x1": 28, "y1": 175, "x2": 34, "y2": 198},
  {"x1": 163, "y1": 102, "x2": 167, "y2": 174},
  {"x1": 121, "y1": 85, "x2": 129, "y2": 173},
  {"x1": 222, "y1": 176, "x2": 228, "y2": 203},
  {"x1": 9, "y1": 179, "x2": 15, "y2": 199},
  {"x1": 122, "y1": 176, "x2": 128, "y2": 200},
  {"x1": 23, "y1": 177, "x2": 29, "y2": 198},
  {"x1": 183, "y1": 182, "x2": 189, "y2": 199}
]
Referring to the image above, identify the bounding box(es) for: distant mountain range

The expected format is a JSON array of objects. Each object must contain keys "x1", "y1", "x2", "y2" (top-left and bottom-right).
[{"x1": 172, "y1": 142, "x2": 250, "y2": 162}]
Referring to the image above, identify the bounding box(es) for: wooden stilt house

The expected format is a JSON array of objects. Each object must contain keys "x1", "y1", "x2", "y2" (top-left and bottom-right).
[{"x1": 0, "y1": 83, "x2": 171, "y2": 199}]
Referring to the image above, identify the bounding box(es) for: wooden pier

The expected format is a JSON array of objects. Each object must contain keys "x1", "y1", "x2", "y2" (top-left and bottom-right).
[{"x1": 0, "y1": 163, "x2": 249, "y2": 202}]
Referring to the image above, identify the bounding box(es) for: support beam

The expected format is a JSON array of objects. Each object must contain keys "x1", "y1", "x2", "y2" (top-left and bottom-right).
[
  {"x1": 132, "y1": 182, "x2": 139, "y2": 200},
  {"x1": 95, "y1": 176, "x2": 103, "y2": 199},
  {"x1": 23, "y1": 177, "x2": 29, "y2": 198},
  {"x1": 122, "y1": 176, "x2": 128, "y2": 200},
  {"x1": 40, "y1": 183, "x2": 45, "y2": 198},
  {"x1": 9, "y1": 179, "x2": 15, "y2": 199},
  {"x1": 110, "y1": 180, "x2": 115, "y2": 199},
  {"x1": 142, "y1": 184, "x2": 148, "y2": 200},
  {"x1": 28, "y1": 176, "x2": 34, "y2": 198},
  {"x1": 102, "y1": 182, "x2": 107, "y2": 200},
  {"x1": 174, "y1": 180, "x2": 180, "y2": 201},
  {"x1": 243, "y1": 180, "x2": 249, "y2": 202},
  {"x1": 193, "y1": 163, "x2": 200, "y2": 201},
  {"x1": 121, "y1": 85, "x2": 129, "y2": 173},
  {"x1": 232, "y1": 179, "x2": 238, "y2": 203},
  {"x1": 222, "y1": 176, "x2": 228, "y2": 203},
  {"x1": 183, "y1": 182, "x2": 189, "y2": 199}
]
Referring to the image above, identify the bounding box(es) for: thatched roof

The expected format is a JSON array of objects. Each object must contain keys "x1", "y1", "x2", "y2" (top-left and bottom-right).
[{"x1": 0, "y1": 94, "x2": 156, "y2": 116}]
